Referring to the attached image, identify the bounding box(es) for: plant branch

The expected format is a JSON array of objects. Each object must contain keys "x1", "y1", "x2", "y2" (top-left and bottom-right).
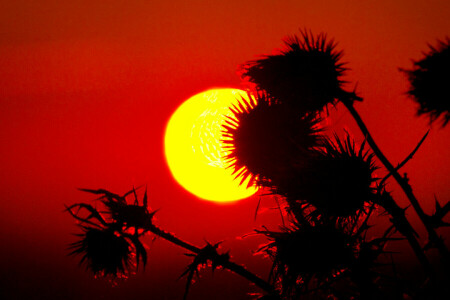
[
  {"x1": 379, "y1": 130, "x2": 429, "y2": 189},
  {"x1": 376, "y1": 192, "x2": 435, "y2": 278},
  {"x1": 145, "y1": 223, "x2": 274, "y2": 294},
  {"x1": 343, "y1": 101, "x2": 448, "y2": 262}
]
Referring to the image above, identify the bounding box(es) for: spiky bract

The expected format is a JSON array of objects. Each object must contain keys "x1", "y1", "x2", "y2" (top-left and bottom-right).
[
  {"x1": 402, "y1": 38, "x2": 450, "y2": 126},
  {"x1": 222, "y1": 92, "x2": 323, "y2": 187},
  {"x1": 273, "y1": 135, "x2": 378, "y2": 217},
  {"x1": 241, "y1": 30, "x2": 358, "y2": 113},
  {"x1": 69, "y1": 227, "x2": 132, "y2": 277}
]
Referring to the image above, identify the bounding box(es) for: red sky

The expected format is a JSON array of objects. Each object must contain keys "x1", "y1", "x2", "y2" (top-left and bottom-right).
[{"x1": 0, "y1": 1, "x2": 449, "y2": 299}]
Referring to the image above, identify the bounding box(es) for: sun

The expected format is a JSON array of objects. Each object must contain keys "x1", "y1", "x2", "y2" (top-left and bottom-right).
[{"x1": 164, "y1": 88, "x2": 258, "y2": 203}]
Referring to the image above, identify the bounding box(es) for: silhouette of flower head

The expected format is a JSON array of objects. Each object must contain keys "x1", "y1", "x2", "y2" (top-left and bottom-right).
[
  {"x1": 241, "y1": 30, "x2": 360, "y2": 113},
  {"x1": 273, "y1": 135, "x2": 378, "y2": 217},
  {"x1": 69, "y1": 227, "x2": 132, "y2": 278},
  {"x1": 401, "y1": 38, "x2": 450, "y2": 126},
  {"x1": 260, "y1": 223, "x2": 355, "y2": 297},
  {"x1": 222, "y1": 91, "x2": 323, "y2": 187}
]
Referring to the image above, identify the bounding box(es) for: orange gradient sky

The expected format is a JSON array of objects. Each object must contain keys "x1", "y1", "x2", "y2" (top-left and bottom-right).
[{"x1": 0, "y1": 1, "x2": 449, "y2": 299}]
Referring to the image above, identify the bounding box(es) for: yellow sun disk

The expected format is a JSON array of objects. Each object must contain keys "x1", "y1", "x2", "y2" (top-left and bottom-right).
[{"x1": 164, "y1": 89, "x2": 258, "y2": 202}]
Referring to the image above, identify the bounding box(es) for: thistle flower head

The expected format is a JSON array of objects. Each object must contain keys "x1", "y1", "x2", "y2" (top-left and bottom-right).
[
  {"x1": 241, "y1": 30, "x2": 358, "y2": 113},
  {"x1": 222, "y1": 92, "x2": 323, "y2": 187},
  {"x1": 401, "y1": 38, "x2": 450, "y2": 127},
  {"x1": 69, "y1": 227, "x2": 132, "y2": 278},
  {"x1": 260, "y1": 223, "x2": 355, "y2": 296},
  {"x1": 274, "y1": 135, "x2": 378, "y2": 217}
]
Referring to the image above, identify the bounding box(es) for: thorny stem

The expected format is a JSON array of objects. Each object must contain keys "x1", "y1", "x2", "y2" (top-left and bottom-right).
[
  {"x1": 146, "y1": 223, "x2": 274, "y2": 294},
  {"x1": 379, "y1": 194, "x2": 435, "y2": 278},
  {"x1": 343, "y1": 101, "x2": 449, "y2": 266}
]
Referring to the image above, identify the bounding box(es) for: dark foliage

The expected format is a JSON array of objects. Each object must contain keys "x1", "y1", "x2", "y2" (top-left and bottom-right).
[
  {"x1": 222, "y1": 91, "x2": 323, "y2": 187},
  {"x1": 401, "y1": 38, "x2": 450, "y2": 126},
  {"x1": 241, "y1": 30, "x2": 360, "y2": 114}
]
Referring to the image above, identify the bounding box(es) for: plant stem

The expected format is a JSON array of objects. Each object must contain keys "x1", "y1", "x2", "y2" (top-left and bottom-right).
[
  {"x1": 343, "y1": 101, "x2": 449, "y2": 260},
  {"x1": 146, "y1": 223, "x2": 274, "y2": 293},
  {"x1": 378, "y1": 130, "x2": 429, "y2": 189},
  {"x1": 379, "y1": 193, "x2": 435, "y2": 278}
]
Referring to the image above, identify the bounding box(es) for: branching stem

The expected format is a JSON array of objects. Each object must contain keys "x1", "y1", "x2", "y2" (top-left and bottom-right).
[
  {"x1": 378, "y1": 194, "x2": 435, "y2": 278},
  {"x1": 379, "y1": 130, "x2": 429, "y2": 189},
  {"x1": 343, "y1": 101, "x2": 448, "y2": 266},
  {"x1": 146, "y1": 223, "x2": 274, "y2": 294}
]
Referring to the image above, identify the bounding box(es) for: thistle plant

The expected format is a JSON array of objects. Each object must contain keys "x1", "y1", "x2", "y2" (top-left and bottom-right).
[
  {"x1": 67, "y1": 187, "x2": 274, "y2": 298},
  {"x1": 229, "y1": 30, "x2": 448, "y2": 296},
  {"x1": 66, "y1": 30, "x2": 449, "y2": 299},
  {"x1": 238, "y1": 30, "x2": 449, "y2": 258}
]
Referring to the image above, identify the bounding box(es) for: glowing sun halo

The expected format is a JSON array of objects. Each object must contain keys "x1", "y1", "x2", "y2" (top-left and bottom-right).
[{"x1": 164, "y1": 88, "x2": 258, "y2": 203}]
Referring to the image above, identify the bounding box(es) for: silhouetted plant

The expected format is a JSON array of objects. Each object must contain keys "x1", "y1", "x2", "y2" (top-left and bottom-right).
[
  {"x1": 259, "y1": 222, "x2": 354, "y2": 295},
  {"x1": 239, "y1": 30, "x2": 449, "y2": 264},
  {"x1": 255, "y1": 203, "x2": 398, "y2": 299},
  {"x1": 67, "y1": 188, "x2": 274, "y2": 298},
  {"x1": 66, "y1": 188, "x2": 150, "y2": 277},
  {"x1": 401, "y1": 38, "x2": 450, "y2": 127},
  {"x1": 66, "y1": 29, "x2": 450, "y2": 299}
]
